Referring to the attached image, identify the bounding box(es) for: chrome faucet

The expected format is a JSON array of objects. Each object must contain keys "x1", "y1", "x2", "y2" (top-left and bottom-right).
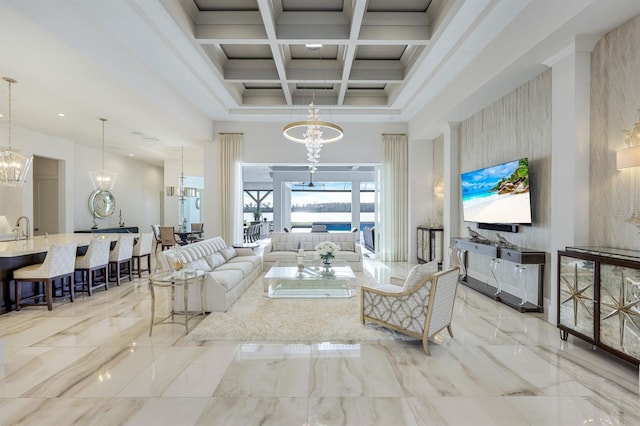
[{"x1": 15, "y1": 216, "x2": 31, "y2": 239}]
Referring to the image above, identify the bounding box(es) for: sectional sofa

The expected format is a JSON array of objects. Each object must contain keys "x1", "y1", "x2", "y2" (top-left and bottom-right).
[
  {"x1": 157, "y1": 237, "x2": 261, "y2": 312},
  {"x1": 262, "y1": 232, "x2": 363, "y2": 271}
]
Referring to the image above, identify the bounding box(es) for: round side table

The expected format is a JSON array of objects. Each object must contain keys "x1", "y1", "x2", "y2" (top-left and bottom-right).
[{"x1": 148, "y1": 269, "x2": 205, "y2": 336}]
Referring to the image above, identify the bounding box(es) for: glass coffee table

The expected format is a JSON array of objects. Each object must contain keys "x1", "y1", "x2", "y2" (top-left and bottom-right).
[{"x1": 264, "y1": 261, "x2": 356, "y2": 298}]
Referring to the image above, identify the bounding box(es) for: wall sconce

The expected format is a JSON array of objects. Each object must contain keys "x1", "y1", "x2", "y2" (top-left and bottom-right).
[
  {"x1": 434, "y1": 177, "x2": 444, "y2": 196},
  {"x1": 619, "y1": 110, "x2": 640, "y2": 170}
]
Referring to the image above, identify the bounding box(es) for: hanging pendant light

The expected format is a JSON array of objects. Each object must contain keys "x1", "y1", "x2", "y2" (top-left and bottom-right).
[
  {"x1": 89, "y1": 118, "x2": 117, "y2": 190},
  {"x1": 166, "y1": 146, "x2": 197, "y2": 231},
  {"x1": 166, "y1": 146, "x2": 197, "y2": 198},
  {"x1": 0, "y1": 77, "x2": 33, "y2": 187},
  {"x1": 283, "y1": 44, "x2": 343, "y2": 173}
]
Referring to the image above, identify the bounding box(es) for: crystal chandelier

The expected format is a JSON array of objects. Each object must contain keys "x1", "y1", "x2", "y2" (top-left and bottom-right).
[
  {"x1": 0, "y1": 77, "x2": 33, "y2": 187},
  {"x1": 283, "y1": 44, "x2": 343, "y2": 172},
  {"x1": 89, "y1": 118, "x2": 117, "y2": 190}
]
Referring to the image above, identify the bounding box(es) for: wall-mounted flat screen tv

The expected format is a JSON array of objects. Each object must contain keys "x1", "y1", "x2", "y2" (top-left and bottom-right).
[{"x1": 461, "y1": 158, "x2": 532, "y2": 225}]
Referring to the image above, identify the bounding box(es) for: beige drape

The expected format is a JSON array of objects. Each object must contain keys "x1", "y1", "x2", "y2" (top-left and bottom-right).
[
  {"x1": 379, "y1": 134, "x2": 408, "y2": 261},
  {"x1": 219, "y1": 133, "x2": 243, "y2": 245}
]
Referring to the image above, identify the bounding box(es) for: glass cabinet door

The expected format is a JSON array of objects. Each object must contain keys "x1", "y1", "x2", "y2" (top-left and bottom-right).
[
  {"x1": 559, "y1": 255, "x2": 595, "y2": 339},
  {"x1": 599, "y1": 263, "x2": 640, "y2": 360}
]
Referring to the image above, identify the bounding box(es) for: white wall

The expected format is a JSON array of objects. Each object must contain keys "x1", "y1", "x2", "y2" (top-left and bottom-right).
[
  {"x1": 0, "y1": 123, "x2": 163, "y2": 234},
  {"x1": 213, "y1": 121, "x2": 408, "y2": 165}
]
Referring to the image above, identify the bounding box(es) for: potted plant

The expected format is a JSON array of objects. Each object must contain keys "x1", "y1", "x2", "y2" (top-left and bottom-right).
[{"x1": 253, "y1": 209, "x2": 262, "y2": 223}]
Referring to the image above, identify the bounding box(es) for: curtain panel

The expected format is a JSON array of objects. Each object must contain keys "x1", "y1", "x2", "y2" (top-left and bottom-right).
[
  {"x1": 219, "y1": 133, "x2": 243, "y2": 245},
  {"x1": 379, "y1": 134, "x2": 408, "y2": 262}
]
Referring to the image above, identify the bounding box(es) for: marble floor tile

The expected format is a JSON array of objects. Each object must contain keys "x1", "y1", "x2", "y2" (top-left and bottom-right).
[
  {"x1": 196, "y1": 397, "x2": 308, "y2": 426},
  {"x1": 213, "y1": 343, "x2": 311, "y2": 397},
  {"x1": 308, "y1": 396, "x2": 419, "y2": 426},
  {"x1": 406, "y1": 396, "x2": 530, "y2": 425},
  {"x1": 309, "y1": 343, "x2": 404, "y2": 397}
]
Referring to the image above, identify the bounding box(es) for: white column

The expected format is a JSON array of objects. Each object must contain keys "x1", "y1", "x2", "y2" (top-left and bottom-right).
[
  {"x1": 351, "y1": 179, "x2": 361, "y2": 234},
  {"x1": 408, "y1": 137, "x2": 433, "y2": 261},
  {"x1": 546, "y1": 37, "x2": 595, "y2": 323},
  {"x1": 443, "y1": 123, "x2": 460, "y2": 267}
]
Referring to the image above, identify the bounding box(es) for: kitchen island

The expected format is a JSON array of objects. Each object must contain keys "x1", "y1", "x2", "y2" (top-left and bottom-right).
[{"x1": 0, "y1": 233, "x2": 122, "y2": 314}]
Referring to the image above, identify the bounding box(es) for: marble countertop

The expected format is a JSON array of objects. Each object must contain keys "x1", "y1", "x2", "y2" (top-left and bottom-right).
[{"x1": 0, "y1": 233, "x2": 123, "y2": 257}]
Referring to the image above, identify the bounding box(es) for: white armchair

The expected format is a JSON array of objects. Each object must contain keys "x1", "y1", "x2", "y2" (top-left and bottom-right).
[{"x1": 360, "y1": 263, "x2": 460, "y2": 355}]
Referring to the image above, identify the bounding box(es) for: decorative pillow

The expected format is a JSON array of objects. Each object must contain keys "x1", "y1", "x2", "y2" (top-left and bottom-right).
[
  {"x1": 402, "y1": 261, "x2": 438, "y2": 292},
  {"x1": 220, "y1": 246, "x2": 237, "y2": 261},
  {"x1": 338, "y1": 241, "x2": 355, "y2": 252},
  {"x1": 273, "y1": 241, "x2": 298, "y2": 251},
  {"x1": 300, "y1": 241, "x2": 315, "y2": 251},
  {"x1": 186, "y1": 258, "x2": 212, "y2": 272},
  {"x1": 205, "y1": 252, "x2": 226, "y2": 269}
]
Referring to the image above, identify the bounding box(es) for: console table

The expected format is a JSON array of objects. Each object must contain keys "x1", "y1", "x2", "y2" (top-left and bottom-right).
[
  {"x1": 558, "y1": 246, "x2": 640, "y2": 366},
  {"x1": 75, "y1": 226, "x2": 139, "y2": 234},
  {"x1": 450, "y1": 238, "x2": 546, "y2": 312},
  {"x1": 417, "y1": 226, "x2": 443, "y2": 267}
]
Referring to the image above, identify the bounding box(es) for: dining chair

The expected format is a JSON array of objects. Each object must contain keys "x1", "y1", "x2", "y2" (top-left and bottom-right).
[
  {"x1": 159, "y1": 226, "x2": 182, "y2": 250},
  {"x1": 151, "y1": 224, "x2": 162, "y2": 252},
  {"x1": 187, "y1": 223, "x2": 204, "y2": 243},
  {"x1": 13, "y1": 243, "x2": 78, "y2": 310},
  {"x1": 108, "y1": 234, "x2": 134, "y2": 286},
  {"x1": 74, "y1": 238, "x2": 111, "y2": 296},
  {"x1": 132, "y1": 232, "x2": 153, "y2": 277}
]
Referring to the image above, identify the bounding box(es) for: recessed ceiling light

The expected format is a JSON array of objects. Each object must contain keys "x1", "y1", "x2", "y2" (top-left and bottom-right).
[
  {"x1": 0, "y1": 113, "x2": 3, "y2": 118},
  {"x1": 57, "y1": 113, "x2": 65, "y2": 117},
  {"x1": 129, "y1": 153, "x2": 134, "y2": 157},
  {"x1": 305, "y1": 43, "x2": 322, "y2": 50}
]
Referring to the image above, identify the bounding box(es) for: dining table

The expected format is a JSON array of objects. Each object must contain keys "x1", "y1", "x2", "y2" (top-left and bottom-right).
[{"x1": 174, "y1": 230, "x2": 203, "y2": 244}]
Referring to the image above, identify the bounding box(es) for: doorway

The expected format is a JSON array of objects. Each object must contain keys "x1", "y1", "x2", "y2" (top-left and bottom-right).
[{"x1": 32, "y1": 156, "x2": 60, "y2": 236}]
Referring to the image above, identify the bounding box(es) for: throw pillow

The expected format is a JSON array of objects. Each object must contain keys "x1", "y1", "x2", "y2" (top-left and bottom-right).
[
  {"x1": 205, "y1": 252, "x2": 226, "y2": 269},
  {"x1": 338, "y1": 241, "x2": 355, "y2": 252},
  {"x1": 273, "y1": 241, "x2": 298, "y2": 251},
  {"x1": 402, "y1": 261, "x2": 438, "y2": 292},
  {"x1": 187, "y1": 258, "x2": 212, "y2": 272},
  {"x1": 220, "y1": 246, "x2": 237, "y2": 261},
  {"x1": 300, "y1": 241, "x2": 315, "y2": 251}
]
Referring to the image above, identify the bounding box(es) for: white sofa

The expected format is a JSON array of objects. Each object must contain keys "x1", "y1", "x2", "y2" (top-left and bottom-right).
[
  {"x1": 263, "y1": 232, "x2": 363, "y2": 271},
  {"x1": 157, "y1": 237, "x2": 261, "y2": 312}
]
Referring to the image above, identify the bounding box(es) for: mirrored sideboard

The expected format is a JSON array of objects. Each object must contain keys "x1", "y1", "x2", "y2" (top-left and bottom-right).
[{"x1": 558, "y1": 246, "x2": 640, "y2": 366}]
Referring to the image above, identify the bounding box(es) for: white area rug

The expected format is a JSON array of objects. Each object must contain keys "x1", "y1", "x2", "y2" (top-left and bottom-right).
[{"x1": 189, "y1": 271, "x2": 402, "y2": 342}]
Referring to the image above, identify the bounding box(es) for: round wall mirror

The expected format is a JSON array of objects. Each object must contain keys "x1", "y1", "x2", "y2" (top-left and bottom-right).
[{"x1": 88, "y1": 189, "x2": 116, "y2": 218}]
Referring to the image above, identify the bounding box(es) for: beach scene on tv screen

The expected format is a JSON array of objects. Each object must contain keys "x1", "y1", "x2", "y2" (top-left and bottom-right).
[{"x1": 461, "y1": 158, "x2": 532, "y2": 224}]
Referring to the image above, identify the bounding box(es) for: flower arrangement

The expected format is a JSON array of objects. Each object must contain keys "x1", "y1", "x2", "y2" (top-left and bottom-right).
[{"x1": 315, "y1": 241, "x2": 340, "y2": 264}]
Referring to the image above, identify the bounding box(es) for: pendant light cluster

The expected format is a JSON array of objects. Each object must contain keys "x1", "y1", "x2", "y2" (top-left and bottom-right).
[
  {"x1": 0, "y1": 77, "x2": 33, "y2": 187},
  {"x1": 89, "y1": 118, "x2": 117, "y2": 190}
]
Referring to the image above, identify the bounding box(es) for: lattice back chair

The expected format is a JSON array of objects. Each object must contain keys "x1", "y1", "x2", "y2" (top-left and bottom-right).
[
  {"x1": 14, "y1": 243, "x2": 78, "y2": 310},
  {"x1": 75, "y1": 238, "x2": 111, "y2": 296},
  {"x1": 361, "y1": 264, "x2": 460, "y2": 355},
  {"x1": 108, "y1": 234, "x2": 134, "y2": 286},
  {"x1": 132, "y1": 232, "x2": 153, "y2": 277}
]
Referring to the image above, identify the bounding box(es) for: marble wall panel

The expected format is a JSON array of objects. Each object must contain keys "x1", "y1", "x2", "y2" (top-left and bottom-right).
[
  {"x1": 456, "y1": 71, "x2": 552, "y2": 293},
  {"x1": 590, "y1": 13, "x2": 640, "y2": 249}
]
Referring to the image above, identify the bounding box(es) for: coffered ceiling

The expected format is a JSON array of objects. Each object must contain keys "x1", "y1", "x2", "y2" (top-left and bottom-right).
[{"x1": 186, "y1": 0, "x2": 436, "y2": 111}]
